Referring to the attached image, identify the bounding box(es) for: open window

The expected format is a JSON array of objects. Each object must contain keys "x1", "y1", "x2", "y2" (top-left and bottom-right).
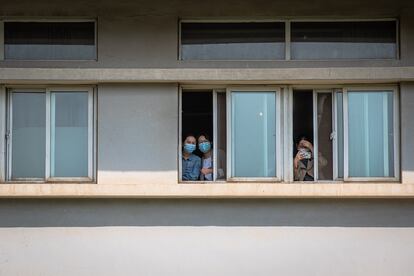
[
  {"x1": 292, "y1": 86, "x2": 399, "y2": 182},
  {"x1": 292, "y1": 89, "x2": 337, "y2": 181},
  {"x1": 179, "y1": 89, "x2": 227, "y2": 182}
]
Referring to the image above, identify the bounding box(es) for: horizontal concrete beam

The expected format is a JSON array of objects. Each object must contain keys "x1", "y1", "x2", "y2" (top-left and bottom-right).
[
  {"x1": 1, "y1": 183, "x2": 414, "y2": 198},
  {"x1": 1, "y1": 67, "x2": 414, "y2": 84}
]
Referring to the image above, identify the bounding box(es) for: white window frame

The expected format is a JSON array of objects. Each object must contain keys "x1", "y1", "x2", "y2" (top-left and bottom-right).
[
  {"x1": 6, "y1": 86, "x2": 95, "y2": 182},
  {"x1": 178, "y1": 87, "x2": 227, "y2": 183},
  {"x1": 343, "y1": 86, "x2": 400, "y2": 182},
  {"x1": 226, "y1": 86, "x2": 283, "y2": 182},
  {"x1": 2, "y1": 18, "x2": 97, "y2": 61}
]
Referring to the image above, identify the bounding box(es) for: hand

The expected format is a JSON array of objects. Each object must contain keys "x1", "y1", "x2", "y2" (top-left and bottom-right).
[
  {"x1": 294, "y1": 152, "x2": 304, "y2": 169},
  {"x1": 201, "y1": 168, "x2": 213, "y2": 175},
  {"x1": 299, "y1": 140, "x2": 313, "y2": 152}
]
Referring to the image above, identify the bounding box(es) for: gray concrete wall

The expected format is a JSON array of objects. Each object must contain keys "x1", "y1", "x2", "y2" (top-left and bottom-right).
[
  {"x1": 97, "y1": 84, "x2": 178, "y2": 184},
  {"x1": 0, "y1": 0, "x2": 413, "y2": 69},
  {"x1": 0, "y1": 198, "x2": 414, "y2": 276},
  {"x1": 400, "y1": 82, "x2": 414, "y2": 183}
]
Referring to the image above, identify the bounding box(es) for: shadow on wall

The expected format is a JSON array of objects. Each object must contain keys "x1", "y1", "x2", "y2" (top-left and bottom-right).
[{"x1": 1, "y1": 199, "x2": 414, "y2": 228}]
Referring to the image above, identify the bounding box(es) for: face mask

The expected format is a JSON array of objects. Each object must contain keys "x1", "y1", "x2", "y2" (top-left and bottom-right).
[
  {"x1": 184, "y1": 143, "x2": 196, "y2": 153},
  {"x1": 199, "y1": 141, "x2": 211, "y2": 153}
]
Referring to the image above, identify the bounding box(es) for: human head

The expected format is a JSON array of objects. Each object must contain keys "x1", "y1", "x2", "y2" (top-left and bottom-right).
[
  {"x1": 296, "y1": 136, "x2": 311, "y2": 150},
  {"x1": 197, "y1": 134, "x2": 212, "y2": 153},
  {"x1": 183, "y1": 135, "x2": 196, "y2": 154}
]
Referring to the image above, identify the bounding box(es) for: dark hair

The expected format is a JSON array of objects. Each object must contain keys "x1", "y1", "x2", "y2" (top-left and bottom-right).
[
  {"x1": 295, "y1": 135, "x2": 309, "y2": 145},
  {"x1": 197, "y1": 133, "x2": 211, "y2": 142},
  {"x1": 183, "y1": 134, "x2": 196, "y2": 143}
]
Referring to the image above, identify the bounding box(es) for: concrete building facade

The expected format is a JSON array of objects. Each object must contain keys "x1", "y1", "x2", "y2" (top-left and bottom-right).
[{"x1": 1, "y1": 0, "x2": 414, "y2": 275}]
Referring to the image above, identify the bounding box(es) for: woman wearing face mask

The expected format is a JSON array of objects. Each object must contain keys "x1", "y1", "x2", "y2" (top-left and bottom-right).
[
  {"x1": 197, "y1": 134, "x2": 213, "y2": 181},
  {"x1": 182, "y1": 135, "x2": 201, "y2": 181}
]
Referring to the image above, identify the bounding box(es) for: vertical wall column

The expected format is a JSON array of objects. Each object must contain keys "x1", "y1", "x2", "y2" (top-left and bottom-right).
[{"x1": 400, "y1": 82, "x2": 414, "y2": 183}]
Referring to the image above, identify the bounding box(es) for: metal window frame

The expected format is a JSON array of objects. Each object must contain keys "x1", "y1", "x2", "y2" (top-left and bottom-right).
[
  {"x1": 6, "y1": 86, "x2": 95, "y2": 182},
  {"x1": 312, "y1": 89, "x2": 336, "y2": 182},
  {"x1": 2, "y1": 18, "x2": 98, "y2": 61},
  {"x1": 289, "y1": 18, "x2": 399, "y2": 61},
  {"x1": 178, "y1": 19, "x2": 287, "y2": 61},
  {"x1": 178, "y1": 87, "x2": 228, "y2": 183},
  {"x1": 178, "y1": 18, "x2": 398, "y2": 62},
  {"x1": 226, "y1": 86, "x2": 283, "y2": 182},
  {"x1": 343, "y1": 85, "x2": 400, "y2": 182}
]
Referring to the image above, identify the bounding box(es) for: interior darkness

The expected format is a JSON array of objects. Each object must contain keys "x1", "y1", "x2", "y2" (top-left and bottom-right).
[
  {"x1": 293, "y1": 90, "x2": 314, "y2": 155},
  {"x1": 182, "y1": 91, "x2": 213, "y2": 157}
]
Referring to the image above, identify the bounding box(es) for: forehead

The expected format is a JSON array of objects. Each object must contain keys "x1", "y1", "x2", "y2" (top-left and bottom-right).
[
  {"x1": 185, "y1": 136, "x2": 196, "y2": 142},
  {"x1": 198, "y1": 135, "x2": 208, "y2": 141}
]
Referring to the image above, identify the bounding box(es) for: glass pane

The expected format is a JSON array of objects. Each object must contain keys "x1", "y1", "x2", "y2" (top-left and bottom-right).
[
  {"x1": 5, "y1": 22, "x2": 96, "y2": 60},
  {"x1": 216, "y1": 92, "x2": 227, "y2": 180},
  {"x1": 231, "y1": 92, "x2": 276, "y2": 177},
  {"x1": 336, "y1": 92, "x2": 344, "y2": 178},
  {"x1": 291, "y1": 21, "x2": 396, "y2": 59},
  {"x1": 181, "y1": 22, "x2": 285, "y2": 60},
  {"x1": 317, "y1": 93, "x2": 333, "y2": 180},
  {"x1": 51, "y1": 92, "x2": 89, "y2": 177},
  {"x1": 11, "y1": 93, "x2": 46, "y2": 179},
  {"x1": 348, "y1": 91, "x2": 394, "y2": 177}
]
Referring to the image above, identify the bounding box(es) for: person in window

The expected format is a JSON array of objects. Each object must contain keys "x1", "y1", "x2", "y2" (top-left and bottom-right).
[
  {"x1": 182, "y1": 135, "x2": 201, "y2": 181},
  {"x1": 294, "y1": 136, "x2": 328, "y2": 181},
  {"x1": 198, "y1": 134, "x2": 213, "y2": 181}
]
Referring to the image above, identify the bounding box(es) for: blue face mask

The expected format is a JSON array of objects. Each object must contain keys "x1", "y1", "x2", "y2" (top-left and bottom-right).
[
  {"x1": 199, "y1": 141, "x2": 211, "y2": 153},
  {"x1": 183, "y1": 143, "x2": 196, "y2": 153}
]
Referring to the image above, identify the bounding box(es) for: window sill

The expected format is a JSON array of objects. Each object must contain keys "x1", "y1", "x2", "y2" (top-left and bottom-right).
[{"x1": 0, "y1": 182, "x2": 413, "y2": 198}]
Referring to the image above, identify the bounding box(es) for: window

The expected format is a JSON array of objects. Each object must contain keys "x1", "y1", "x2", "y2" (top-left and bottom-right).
[
  {"x1": 290, "y1": 21, "x2": 397, "y2": 59},
  {"x1": 179, "y1": 87, "x2": 281, "y2": 182},
  {"x1": 180, "y1": 89, "x2": 227, "y2": 182},
  {"x1": 179, "y1": 19, "x2": 398, "y2": 61},
  {"x1": 230, "y1": 90, "x2": 280, "y2": 179},
  {"x1": 6, "y1": 87, "x2": 94, "y2": 181},
  {"x1": 291, "y1": 87, "x2": 399, "y2": 182},
  {"x1": 343, "y1": 88, "x2": 398, "y2": 180},
  {"x1": 180, "y1": 22, "x2": 285, "y2": 60},
  {"x1": 4, "y1": 21, "x2": 96, "y2": 60},
  {"x1": 179, "y1": 86, "x2": 398, "y2": 183}
]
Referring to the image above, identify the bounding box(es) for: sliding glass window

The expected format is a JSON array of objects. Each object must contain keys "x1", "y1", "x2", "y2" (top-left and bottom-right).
[
  {"x1": 10, "y1": 92, "x2": 46, "y2": 179},
  {"x1": 7, "y1": 88, "x2": 94, "y2": 181},
  {"x1": 345, "y1": 89, "x2": 397, "y2": 179},
  {"x1": 229, "y1": 89, "x2": 280, "y2": 179},
  {"x1": 180, "y1": 22, "x2": 285, "y2": 60},
  {"x1": 291, "y1": 21, "x2": 397, "y2": 59},
  {"x1": 4, "y1": 21, "x2": 96, "y2": 60}
]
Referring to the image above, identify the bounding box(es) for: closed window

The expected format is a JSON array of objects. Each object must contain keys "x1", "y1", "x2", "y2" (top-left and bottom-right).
[
  {"x1": 230, "y1": 91, "x2": 279, "y2": 178},
  {"x1": 345, "y1": 89, "x2": 397, "y2": 179},
  {"x1": 180, "y1": 22, "x2": 285, "y2": 60},
  {"x1": 4, "y1": 21, "x2": 96, "y2": 60},
  {"x1": 291, "y1": 21, "x2": 397, "y2": 59},
  {"x1": 7, "y1": 87, "x2": 94, "y2": 181}
]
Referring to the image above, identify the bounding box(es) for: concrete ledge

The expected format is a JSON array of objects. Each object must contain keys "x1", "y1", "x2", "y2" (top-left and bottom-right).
[
  {"x1": 1, "y1": 67, "x2": 414, "y2": 84},
  {"x1": 1, "y1": 183, "x2": 414, "y2": 198}
]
